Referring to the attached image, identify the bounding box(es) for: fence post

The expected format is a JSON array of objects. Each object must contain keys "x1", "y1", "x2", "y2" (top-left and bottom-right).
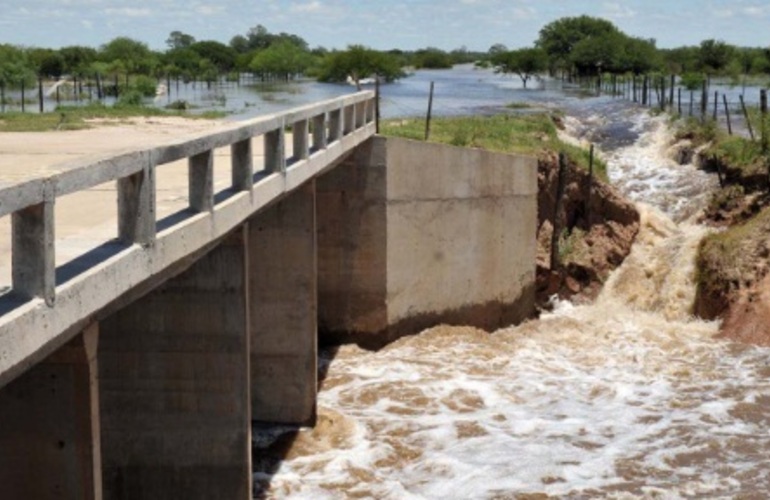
[
  {"x1": 550, "y1": 153, "x2": 568, "y2": 272},
  {"x1": 723, "y1": 94, "x2": 732, "y2": 135},
  {"x1": 700, "y1": 79, "x2": 708, "y2": 122},
  {"x1": 424, "y1": 81, "x2": 435, "y2": 141},
  {"x1": 740, "y1": 94, "x2": 755, "y2": 141},
  {"x1": 375, "y1": 76, "x2": 380, "y2": 134},
  {"x1": 713, "y1": 91, "x2": 718, "y2": 121},
  {"x1": 669, "y1": 74, "x2": 675, "y2": 110},
  {"x1": 759, "y1": 89, "x2": 767, "y2": 153}
]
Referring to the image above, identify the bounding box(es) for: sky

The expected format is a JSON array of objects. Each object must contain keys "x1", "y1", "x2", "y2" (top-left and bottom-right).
[{"x1": 1, "y1": 0, "x2": 769, "y2": 52}]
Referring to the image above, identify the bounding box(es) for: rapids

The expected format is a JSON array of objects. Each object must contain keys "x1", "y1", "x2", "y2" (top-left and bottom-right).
[{"x1": 254, "y1": 100, "x2": 770, "y2": 499}]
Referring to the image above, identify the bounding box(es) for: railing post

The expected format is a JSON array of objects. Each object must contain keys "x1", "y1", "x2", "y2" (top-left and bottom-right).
[
  {"x1": 312, "y1": 113, "x2": 327, "y2": 151},
  {"x1": 231, "y1": 138, "x2": 253, "y2": 191},
  {"x1": 264, "y1": 125, "x2": 286, "y2": 173},
  {"x1": 118, "y1": 154, "x2": 156, "y2": 246},
  {"x1": 188, "y1": 149, "x2": 214, "y2": 212},
  {"x1": 328, "y1": 109, "x2": 342, "y2": 143},
  {"x1": 292, "y1": 119, "x2": 309, "y2": 161},
  {"x1": 12, "y1": 181, "x2": 55, "y2": 306}
]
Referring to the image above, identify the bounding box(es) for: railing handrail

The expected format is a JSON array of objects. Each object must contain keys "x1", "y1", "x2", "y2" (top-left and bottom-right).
[{"x1": 0, "y1": 91, "x2": 374, "y2": 217}]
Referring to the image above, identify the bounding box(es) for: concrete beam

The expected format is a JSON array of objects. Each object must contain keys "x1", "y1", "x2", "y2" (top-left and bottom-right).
[
  {"x1": 0, "y1": 323, "x2": 101, "y2": 499},
  {"x1": 98, "y1": 227, "x2": 252, "y2": 499},
  {"x1": 249, "y1": 181, "x2": 317, "y2": 424}
]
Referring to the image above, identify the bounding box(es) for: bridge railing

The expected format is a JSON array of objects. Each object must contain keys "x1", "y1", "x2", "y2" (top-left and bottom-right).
[{"x1": 0, "y1": 90, "x2": 375, "y2": 312}]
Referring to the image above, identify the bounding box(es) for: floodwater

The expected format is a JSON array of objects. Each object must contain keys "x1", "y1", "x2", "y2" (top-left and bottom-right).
[{"x1": 252, "y1": 68, "x2": 770, "y2": 499}]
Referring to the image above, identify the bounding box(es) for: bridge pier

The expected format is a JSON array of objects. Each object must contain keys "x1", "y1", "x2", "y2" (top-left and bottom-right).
[
  {"x1": 98, "y1": 227, "x2": 252, "y2": 499},
  {"x1": 249, "y1": 181, "x2": 317, "y2": 424},
  {"x1": 0, "y1": 324, "x2": 101, "y2": 499}
]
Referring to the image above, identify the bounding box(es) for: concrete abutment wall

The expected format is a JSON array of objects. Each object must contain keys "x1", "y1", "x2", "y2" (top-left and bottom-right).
[{"x1": 318, "y1": 136, "x2": 538, "y2": 348}]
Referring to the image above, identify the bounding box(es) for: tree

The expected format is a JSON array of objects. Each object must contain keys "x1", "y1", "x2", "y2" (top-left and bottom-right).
[
  {"x1": 413, "y1": 48, "x2": 453, "y2": 69},
  {"x1": 698, "y1": 39, "x2": 734, "y2": 74},
  {"x1": 617, "y1": 37, "x2": 660, "y2": 75},
  {"x1": 100, "y1": 37, "x2": 158, "y2": 75},
  {"x1": 248, "y1": 41, "x2": 314, "y2": 81},
  {"x1": 0, "y1": 44, "x2": 35, "y2": 87},
  {"x1": 229, "y1": 35, "x2": 249, "y2": 54},
  {"x1": 189, "y1": 40, "x2": 236, "y2": 72},
  {"x1": 163, "y1": 47, "x2": 202, "y2": 79},
  {"x1": 493, "y1": 48, "x2": 547, "y2": 88},
  {"x1": 59, "y1": 45, "x2": 98, "y2": 77},
  {"x1": 536, "y1": 15, "x2": 620, "y2": 75},
  {"x1": 27, "y1": 48, "x2": 65, "y2": 78},
  {"x1": 246, "y1": 25, "x2": 273, "y2": 50},
  {"x1": 166, "y1": 31, "x2": 196, "y2": 50},
  {"x1": 317, "y1": 45, "x2": 405, "y2": 85}
]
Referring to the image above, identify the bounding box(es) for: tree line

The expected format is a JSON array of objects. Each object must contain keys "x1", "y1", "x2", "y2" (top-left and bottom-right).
[
  {"x1": 488, "y1": 16, "x2": 770, "y2": 89},
  {"x1": 0, "y1": 24, "x2": 483, "y2": 99}
]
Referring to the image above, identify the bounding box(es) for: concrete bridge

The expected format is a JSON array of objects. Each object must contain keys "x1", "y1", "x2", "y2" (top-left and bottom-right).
[{"x1": 0, "y1": 91, "x2": 537, "y2": 499}]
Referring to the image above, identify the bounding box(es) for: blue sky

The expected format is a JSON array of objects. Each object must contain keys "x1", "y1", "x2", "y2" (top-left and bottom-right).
[{"x1": 1, "y1": 0, "x2": 769, "y2": 51}]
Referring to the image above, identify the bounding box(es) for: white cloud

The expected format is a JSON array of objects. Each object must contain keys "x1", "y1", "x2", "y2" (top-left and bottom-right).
[
  {"x1": 104, "y1": 7, "x2": 152, "y2": 17},
  {"x1": 291, "y1": 1, "x2": 323, "y2": 13},
  {"x1": 195, "y1": 4, "x2": 225, "y2": 15},
  {"x1": 602, "y1": 1, "x2": 636, "y2": 19}
]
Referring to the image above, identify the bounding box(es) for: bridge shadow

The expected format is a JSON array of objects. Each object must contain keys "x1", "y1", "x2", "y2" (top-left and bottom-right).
[{"x1": 251, "y1": 344, "x2": 341, "y2": 497}]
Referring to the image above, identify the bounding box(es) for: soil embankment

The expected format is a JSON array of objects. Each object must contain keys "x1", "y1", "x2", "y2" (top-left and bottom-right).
[
  {"x1": 535, "y1": 151, "x2": 640, "y2": 307},
  {"x1": 691, "y1": 137, "x2": 770, "y2": 346}
]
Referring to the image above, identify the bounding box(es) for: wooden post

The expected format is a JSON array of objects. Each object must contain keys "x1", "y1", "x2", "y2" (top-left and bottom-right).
[
  {"x1": 740, "y1": 94, "x2": 755, "y2": 141},
  {"x1": 424, "y1": 81, "x2": 434, "y2": 141},
  {"x1": 690, "y1": 90, "x2": 694, "y2": 117},
  {"x1": 713, "y1": 91, "x2": 718, "y2": 121},
  {"x1": 660, "y1": 76, "x2": 666, "y2": 110},
  {"x1": 669, "y1": 75, "x2": 675, "y2": 110},
  {"x1": 723, "y1": 94, "x2": 732, "y2": 135},
  {"x1": 550, "y1": 153, "x2": 568, "y2": 271},
  {"x1": 585, "y1": 144, "x2": 594, "y2": 229},
  {"x1": 633, "y1": 76, "x2": 637, "y2": 103},
  {"x1": 700, "y1": 79, "x2": 708, "y2": 122},
  {"x1": 678, "y1": 87, "x2": 682, "y2": 116},
  {"x1": 21, "y1": 79, "x2": 25, "y2": 113},
  {"x1": 642, "y1": 76, "x2": 648, "y2": 106},
  {"x1": 38, "y1": 77, "x2": 44, "y2": 113},
  {"x1": 713, "y1": 155, "x2": 724, "y2": 188},
  {"x1": 375, "y1": 76, "x2": 380, "y2": 134},
  {"x1": 759, "y1": 89, "x2": 767, "y2": 153}
]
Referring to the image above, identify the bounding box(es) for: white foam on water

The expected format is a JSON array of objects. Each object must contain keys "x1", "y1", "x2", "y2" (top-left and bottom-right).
[{"x1": 255, "y1": 105, "x2": 770, "y2": 498}]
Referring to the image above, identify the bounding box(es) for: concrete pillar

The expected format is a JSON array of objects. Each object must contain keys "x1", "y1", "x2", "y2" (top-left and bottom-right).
[
  {"x1": 98, "y1": 227, "x2": 252, "y2": 500},
  {"x1": 0, "y1": 324, "x2": 102, "y2": 500},
  {"x1": 249, "y1": 181, "x2": 317, "y2": 425}
]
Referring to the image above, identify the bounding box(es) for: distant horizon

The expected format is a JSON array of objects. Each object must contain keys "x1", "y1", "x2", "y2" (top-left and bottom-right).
[{"x1": 1, "y1": 0, "x2": 769, "y2": 52}]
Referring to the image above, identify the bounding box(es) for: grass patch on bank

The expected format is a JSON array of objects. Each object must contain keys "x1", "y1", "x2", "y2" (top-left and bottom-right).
[
  {"x1": 380, "y1": 113, "x2": 608, "y2": 181},
  {"x1": 697, "y1": 204, "x2": 770, "y2": 299},
  {"x1": 0, "y1": 103, "x2": 226, "y2": 132}
]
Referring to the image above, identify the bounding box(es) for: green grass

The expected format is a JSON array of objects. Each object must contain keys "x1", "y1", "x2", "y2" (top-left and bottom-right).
[
  {"x1": 697, "y1": 204, "x2": 770, "y2": 299},
  {"x1": 380, "y1": 113, "x2": 608, "y2": 181},
  {"x1": 0, "y1": 103, "x2": 226, "y2": 132}
]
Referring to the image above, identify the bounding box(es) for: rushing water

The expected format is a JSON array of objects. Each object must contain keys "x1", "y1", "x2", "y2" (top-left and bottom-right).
[{"x1": 252, "y1": 71, "x2": 770, "y2": 499}]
